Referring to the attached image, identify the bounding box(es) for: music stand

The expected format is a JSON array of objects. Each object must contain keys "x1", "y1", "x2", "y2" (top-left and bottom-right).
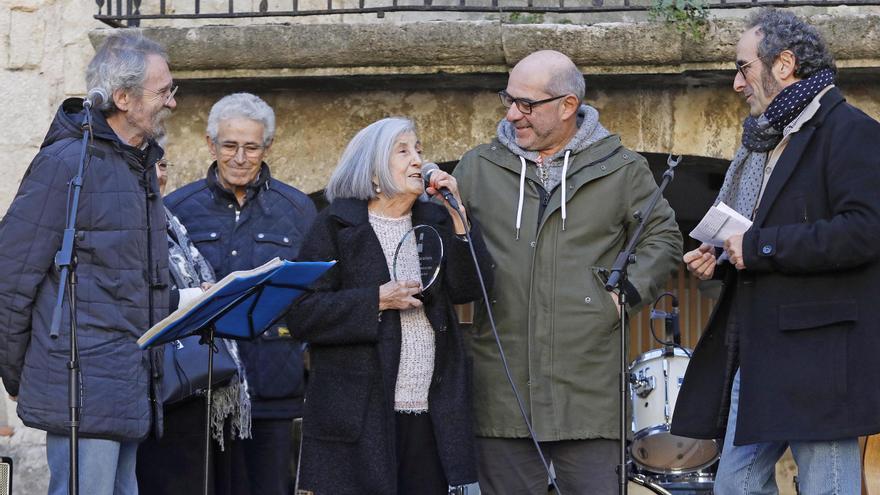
[{"x1": 138, "y1": 259, "x2": 335, "y2": 495}]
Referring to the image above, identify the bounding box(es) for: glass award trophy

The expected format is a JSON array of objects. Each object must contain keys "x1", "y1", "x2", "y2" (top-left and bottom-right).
[{"x1": 392, "y1": 224, "x2": 444, "y2": 295}]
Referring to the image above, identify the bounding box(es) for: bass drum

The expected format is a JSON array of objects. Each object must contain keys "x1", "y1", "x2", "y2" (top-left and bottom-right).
[
  {"x1": 629, "y1": 475, "x2": 673, "y2": 495},
  {"x1": 630, "y1": 348, "x2": 720, "y2": 474}
]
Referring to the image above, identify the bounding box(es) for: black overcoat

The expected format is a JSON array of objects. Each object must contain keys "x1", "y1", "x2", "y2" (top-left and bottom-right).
[
  {"x1": 289, "y1": 197, "x2": 493, "y2": 494},
  {"x1": 672, "y1": 88, "x2": 880, "y2": 445}
]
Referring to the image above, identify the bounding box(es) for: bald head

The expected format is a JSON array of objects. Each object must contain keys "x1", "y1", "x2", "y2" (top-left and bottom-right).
[
  {"x1": 511, "y1": 50, "x2": 585, "y2": 102},
  {"x1": 503, "y1": 50, "x2": 584, "y2": 157}
]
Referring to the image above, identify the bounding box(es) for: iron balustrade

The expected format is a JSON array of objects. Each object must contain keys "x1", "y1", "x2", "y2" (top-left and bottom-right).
[{"x1": 94, "y1": 0, "x2": 880, "y2": 27}]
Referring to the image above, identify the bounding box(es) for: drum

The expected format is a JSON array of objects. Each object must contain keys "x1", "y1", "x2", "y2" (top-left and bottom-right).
[
  {"x1": 654, "y1": 471, "x2": 716, "y2": 495},
  {"x1": 628, "y1": 475, "x2": 673, "y2": 495},
  {"x1": 629, "y1": 348, "x2": 720, "y2": 474}
]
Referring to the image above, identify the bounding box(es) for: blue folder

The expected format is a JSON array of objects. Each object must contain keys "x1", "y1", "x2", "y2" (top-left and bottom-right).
[{"x1": 138, "y1": 259, "x2": 335, "y2": 349}]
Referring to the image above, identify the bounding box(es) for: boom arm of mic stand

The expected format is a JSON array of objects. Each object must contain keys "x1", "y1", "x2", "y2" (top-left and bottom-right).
[{"x1": 604, "y1": 155, "x2": 680, "y2": 300}]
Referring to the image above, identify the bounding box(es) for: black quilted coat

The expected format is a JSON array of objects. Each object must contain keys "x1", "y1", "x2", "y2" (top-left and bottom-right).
[
  {"x1": 0, "y1": 99, "x2": 170, "y2": 441},
  {"x1": 165, "y1": 163, "x2": 317, "y2": 418}
]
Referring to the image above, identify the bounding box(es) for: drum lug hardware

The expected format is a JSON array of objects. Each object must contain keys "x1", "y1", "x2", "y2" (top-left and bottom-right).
[{"x1": 632, "y1": 369, "x2": 655, "y2": 398}]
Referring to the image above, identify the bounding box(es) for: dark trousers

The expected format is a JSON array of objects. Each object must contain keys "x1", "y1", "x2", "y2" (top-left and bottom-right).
[
  {"x1": 225, "y1": 418, "x2": 294, "y2": 495},
  {"x1": 137, "y1": 398, "x2": 220, "y2": 494},
  {"x1": 395, "y1": 412, "x2": 448, "y2": 495},
  {"x1": 476, "y1": 437, "x2": 619, "y2": 494}
]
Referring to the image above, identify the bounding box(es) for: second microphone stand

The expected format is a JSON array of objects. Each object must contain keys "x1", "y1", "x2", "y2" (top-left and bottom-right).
[{"x1": 604, "y1": 154, "x2": 680, "y2": 495}]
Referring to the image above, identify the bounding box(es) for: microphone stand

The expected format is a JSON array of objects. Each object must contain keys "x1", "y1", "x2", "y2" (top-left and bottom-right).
[
  {"x1": 604, "y1": 154, "x2": 680, "y2": 495},
  {"x1": 50, "y1": 98, "x2": 96, "y2": 495}
]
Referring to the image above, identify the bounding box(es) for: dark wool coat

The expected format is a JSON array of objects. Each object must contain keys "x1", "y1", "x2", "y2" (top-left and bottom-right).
[
  {"x1": 166, "y1": 163, "x2": 317, "y2": 418},
  {"x1": 0, "y1": 99, "x2": 170, "y2": 441},
  {"x1": 672, "y1": 88, "x2": 880, "y2": 445},
  {"x1": 290, "y1": 198, "x2": 493, "y2": 495}
]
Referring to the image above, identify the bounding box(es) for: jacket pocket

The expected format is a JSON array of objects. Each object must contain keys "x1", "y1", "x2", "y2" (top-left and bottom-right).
[
  {"x1": 303, "y1": 368, "x2": 372, "y2": 443},
  {"x1": 778, "y1": 300, "x2": 857, "y2": 331},
  {"x1": 253, "y1": 232, "x2": 295, "y2": 266},
  {"x1": 188, "y1": 230, "x2": 223, "y2": 265},
  {"x1": 590, "y1": 266, "x2": 619, "y2": 329}
]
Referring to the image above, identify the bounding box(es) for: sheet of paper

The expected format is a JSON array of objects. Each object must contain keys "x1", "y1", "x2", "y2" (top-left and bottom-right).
[{"x1": 689, "y1": 202, "x2": 752, "y2": 247}]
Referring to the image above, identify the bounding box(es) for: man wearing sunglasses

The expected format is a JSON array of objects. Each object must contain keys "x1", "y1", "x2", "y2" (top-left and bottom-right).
[
  {"x1": 454, "y1": 50, "x2": 682, "y2": 493},
  {"x1": 673, "y1": 9, "x2": 880, "y2": 494}
]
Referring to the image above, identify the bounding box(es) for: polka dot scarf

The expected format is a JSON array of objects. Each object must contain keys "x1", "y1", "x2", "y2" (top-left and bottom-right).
[
  {"x1": 718, "y1": 68, "x2": 836, "y2": 219},
  {"x1": 764, "y1": 68, "x2": 836, "y2": 133}
]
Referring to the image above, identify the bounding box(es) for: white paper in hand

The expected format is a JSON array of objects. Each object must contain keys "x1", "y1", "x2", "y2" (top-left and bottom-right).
[{"x1": 689, "y1": 201, "x2": 753, "y2": 248}]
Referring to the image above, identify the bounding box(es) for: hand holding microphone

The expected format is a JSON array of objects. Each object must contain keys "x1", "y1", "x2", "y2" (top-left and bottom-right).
[{"x1": 422, "y1": 162, "x2": 468, "y2": 233}]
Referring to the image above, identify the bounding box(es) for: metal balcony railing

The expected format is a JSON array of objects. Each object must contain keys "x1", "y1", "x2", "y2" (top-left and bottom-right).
[{"x1": 94, "y1": 0, "x2": 880, "y2": 27}]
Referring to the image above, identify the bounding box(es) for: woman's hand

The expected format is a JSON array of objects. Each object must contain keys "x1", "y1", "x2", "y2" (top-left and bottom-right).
[
  {"x1": 379, "y1": 280, "x2": 423, "y2": 311},
  {"x1": 425, "y1": 170, "x2": 468, "y2": 234}
]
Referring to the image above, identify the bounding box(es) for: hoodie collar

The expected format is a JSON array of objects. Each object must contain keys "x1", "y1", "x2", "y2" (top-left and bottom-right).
[
  {"x1": 496, "y1": 103, "x2": 610, "y2": 164},
  {"x1": 497, "y1": 103, "x2": 611, "y2": 239}
]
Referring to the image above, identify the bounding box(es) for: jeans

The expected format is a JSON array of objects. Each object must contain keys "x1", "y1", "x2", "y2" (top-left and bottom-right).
[
  {"x1": 714, "y1": 370, "x2": 861, "y2": 495},
  {"x1": 46, "y1": 433, "x2": 139, "y2": 495}
]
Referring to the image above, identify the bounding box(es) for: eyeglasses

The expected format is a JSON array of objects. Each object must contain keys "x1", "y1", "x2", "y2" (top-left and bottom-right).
[
  {"x1": 140, "y1": 84, "x2": 178, "y2": 106},
  {"x1": 216, "y1": 141, "x2": 265, "y2": 159},
  {"x1": 734, "y1": 56, "x2": 764, "y2": 79},
  {"x1": 498, "y1": 90, "x2": 567, "y2": 115}
]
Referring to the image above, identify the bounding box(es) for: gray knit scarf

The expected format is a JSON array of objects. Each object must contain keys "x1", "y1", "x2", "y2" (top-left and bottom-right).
[{"x1": 165, "y1": 208, "x2": 252, "y2": 449}]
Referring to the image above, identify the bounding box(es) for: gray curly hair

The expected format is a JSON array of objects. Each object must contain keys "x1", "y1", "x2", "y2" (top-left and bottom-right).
[
  {"x1": 86, "y1": 31, "x2": 168, "y2": 114},
  {"x1": 746, "y1": 9, "x2": 836, "y2": 79}
]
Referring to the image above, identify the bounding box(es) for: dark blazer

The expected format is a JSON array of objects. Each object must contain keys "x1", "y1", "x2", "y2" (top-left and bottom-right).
[
  {"x1": 290, "y1": 197, "x2": 493, "y2": 495},
  {"x1": 672, "y1": 87, "x2": 880, "y2": 444},
  {"x1": 0, "y1": 99, "x2": 170, "y2": 441},
  {"x1": 166, "y1": 163, "x2": 317, "y2": 418}
]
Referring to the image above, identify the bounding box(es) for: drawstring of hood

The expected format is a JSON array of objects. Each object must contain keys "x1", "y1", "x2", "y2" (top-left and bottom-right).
[
  {"x1": 501, "y1": 104, "x2": 610, "y2": 239},
  {"x1": 516, "y1": 156, "x2": 527, "y2": 240},
  {"x1": 561, "y1": 149, "x2": 571, "y2": 231}
]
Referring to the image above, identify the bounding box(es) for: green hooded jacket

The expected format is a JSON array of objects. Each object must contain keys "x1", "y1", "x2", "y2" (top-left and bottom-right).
[{"x1": 454, "y1": 126, "x2": 682, "y2": 441}]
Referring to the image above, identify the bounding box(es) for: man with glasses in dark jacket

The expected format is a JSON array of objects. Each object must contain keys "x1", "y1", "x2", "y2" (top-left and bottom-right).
[
  {"x1": 166, "y1": 92, "x2": 316, "y2": 495},
  {"x1": 0, "y1": 32, "x2": 175, "y2": 495}
]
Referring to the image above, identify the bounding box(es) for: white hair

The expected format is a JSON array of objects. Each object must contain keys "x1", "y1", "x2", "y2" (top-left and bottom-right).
[
  {"x1": 206, "y1": 93, "x2": 276, "y2": 146},
  {"x1": 325, "y1": 117, "x2": 417, "y2": 202}
]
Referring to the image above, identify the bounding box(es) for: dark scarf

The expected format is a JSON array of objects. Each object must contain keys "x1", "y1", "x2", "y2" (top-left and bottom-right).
[{"x1": 718, "y1": 68, "x2": 836, "y2": 218}]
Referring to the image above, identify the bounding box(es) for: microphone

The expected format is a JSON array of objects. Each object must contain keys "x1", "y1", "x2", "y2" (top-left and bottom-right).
[
  {"x1": 422, "y1": 162, "x2": 460, "y2": 210},
  {"x1": 84, "y1": 88, "x2": 108, "y2": 109},
  {"x1": 669, "y1": 296, "x2": 681, "y2": 345}
]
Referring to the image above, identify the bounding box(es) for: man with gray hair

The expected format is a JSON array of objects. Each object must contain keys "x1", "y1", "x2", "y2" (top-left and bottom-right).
[
  {"x1": 673, "y1": 9, "x2": 880, "y2": 494},
  {"x1": 166, "y1": 92, "x2": 316, "y2": 495},
  {"x1": 0, "y1": 31, "x2": 175, "y2": 494},
  {"x1": 454, "y1": 50, "x2": 682, "y2": 492}
]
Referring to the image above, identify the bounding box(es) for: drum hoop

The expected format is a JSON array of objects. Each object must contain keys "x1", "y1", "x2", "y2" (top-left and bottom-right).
[
  {"x1": 628, "y1": 474, "x2": 673, "y2": 495},
  {"x1": 629, "y1": 347, "x2": 693, "y2": 369},
  {"x1": 631, "y1": 425, "x2": 722, "y2": 475}
]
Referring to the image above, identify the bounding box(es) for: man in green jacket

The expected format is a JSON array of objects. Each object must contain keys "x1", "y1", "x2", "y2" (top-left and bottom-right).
[{"x1": 454, "y1": 50, "x2": 682, "y2": 493}]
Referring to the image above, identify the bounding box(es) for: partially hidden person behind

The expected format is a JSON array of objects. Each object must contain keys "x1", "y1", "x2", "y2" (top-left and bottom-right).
[
  {"x1": 165, "y1": 93, "x2": 317, "y2": 495},
  {"x1": 0, "y1": 32, "x2": 175, "y2": 495},
  {"x1": 290, "y1": 117, "x2": 493, "y2": 494},
  {"x1": 136, "y1": 148, "x2": 252, "y2": 494},
  {"x1": 673, "y1": 9, "x2": 880, "y2": 495}
]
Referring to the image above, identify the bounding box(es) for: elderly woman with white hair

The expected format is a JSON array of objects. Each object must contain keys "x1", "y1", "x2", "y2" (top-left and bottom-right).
[{"x1": 290, "y1": 117, "x2": 493, "y2": 494}]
